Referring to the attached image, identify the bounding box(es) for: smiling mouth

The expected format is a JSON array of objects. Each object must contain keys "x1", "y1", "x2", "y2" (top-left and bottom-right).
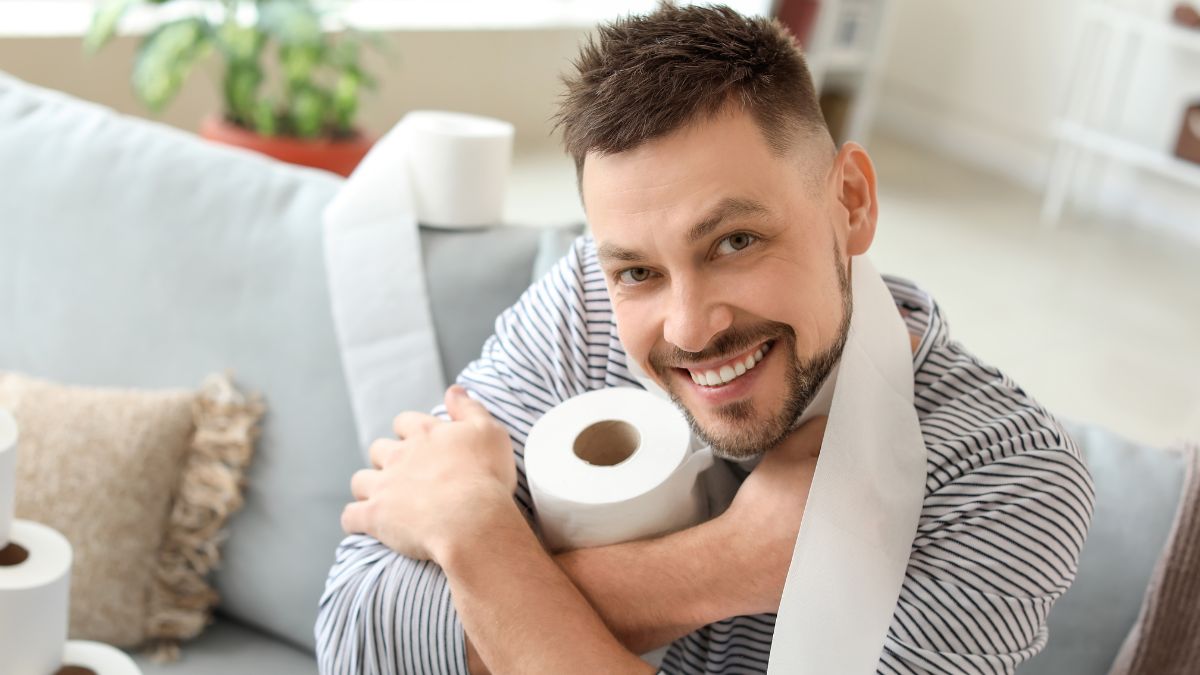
[{"x1": 677, "y1": 340, "x2": 773, "y2": 388}]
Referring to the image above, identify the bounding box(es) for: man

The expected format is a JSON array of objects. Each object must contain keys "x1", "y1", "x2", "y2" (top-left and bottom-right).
[{"x1": 316, "y1": 5, "x2": 1095, "y2": 674}]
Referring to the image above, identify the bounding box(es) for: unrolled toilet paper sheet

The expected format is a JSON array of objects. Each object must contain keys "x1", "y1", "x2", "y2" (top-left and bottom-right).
[{"x1": 324, "y1": 110, "x2": 515, "y2": 464}]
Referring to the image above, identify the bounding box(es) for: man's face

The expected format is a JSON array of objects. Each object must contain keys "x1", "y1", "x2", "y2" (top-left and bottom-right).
[{"x1": 583, "y1": 109, "x2": 868, "y2": 459}]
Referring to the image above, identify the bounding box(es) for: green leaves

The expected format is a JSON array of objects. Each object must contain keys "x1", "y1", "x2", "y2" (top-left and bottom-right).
[
  {"x1": 214, "y1": 21, "x2": 264, "y2": 62},
  {"x1": 86, "y1": 0, "x2": 379, "y2": 138},
  {"x1": 84, "y1": 0, "x2": 137, "y2": 54},
  {"x1": 223, "y1": 59, "x2": 263, "y2": 127},
  {"x1": 288, "y1": 84, "x2": 324, "y2": 138},
  {"x1": 258, "y1": 1, "x2": 322, "y2": 47},
  {"x1": 132, "y1": 18, "x2": 212, "y2": 112}
]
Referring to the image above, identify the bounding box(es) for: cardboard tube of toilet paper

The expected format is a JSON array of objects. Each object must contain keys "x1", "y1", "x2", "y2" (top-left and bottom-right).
[
  {"x1": 525, "y1": 388, "x2": 713, "y2": 552},
  {"x1": 0, "y1": 519, "x2": 73, "y2": 675},
  {"x1": 61, "y1": 641, "x2": 142, "y2": 675},
  {"x1": 401, "y1": 110, "x2": 514, "y2": 229},
  {"x1": 0, "y1": 407, "x2": 17, "y2": 547}
]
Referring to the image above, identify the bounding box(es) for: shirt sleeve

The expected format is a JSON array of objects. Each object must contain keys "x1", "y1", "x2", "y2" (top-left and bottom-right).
[
  {"x1": 314, "y1": 236, "x2": 608, "y2": 675},
  {"x1": 878, "y1": 425, "x2": 1096, "y2": 674}
]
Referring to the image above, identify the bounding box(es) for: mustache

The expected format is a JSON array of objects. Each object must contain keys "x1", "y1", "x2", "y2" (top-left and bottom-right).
[{"x1": 647, "y1": 321, "x2": 795, "y2": 374}]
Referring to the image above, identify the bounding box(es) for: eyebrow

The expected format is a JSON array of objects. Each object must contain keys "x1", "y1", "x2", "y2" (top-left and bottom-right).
[{"x1": 596, "y1": 197, "x2": 770, "y2": 264}]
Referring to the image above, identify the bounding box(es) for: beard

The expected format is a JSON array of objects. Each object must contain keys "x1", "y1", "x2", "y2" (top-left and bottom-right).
[{"x1": 647, "y1": 251, "x2": 853, "y2": 460}]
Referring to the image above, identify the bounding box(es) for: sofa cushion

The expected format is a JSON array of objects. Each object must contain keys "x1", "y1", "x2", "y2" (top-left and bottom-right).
[
  {"x1": 422, "y1": 226, "x2": 546, "y2": 382},
  {"x1": 3, "y1": 371, "x2": 195, "y2": 648},
  {"x1": 0, "y1": 71, "x2": 565, "y2": 655},
  {"x1": 0, "y1": 71, "x2": 354, "y2": 652},
  {"x1": 130, "y1": 617, "x2": 316, "y2": 675},
  {"x1": 1018, "y1": 422, "x2": 1186, "y2": 674}
]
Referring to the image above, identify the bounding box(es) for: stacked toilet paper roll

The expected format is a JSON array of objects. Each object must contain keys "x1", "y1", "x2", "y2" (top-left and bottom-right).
[
  {"x1": 0, "y1": 407, "x2": 141, "y2": 675},
  {"x1": 1, "y1": 520, "x2": 73, "y2": 675},
  {"x1": 401, "y1": 110, "x2": 514, "y2": 229},
  {"x1": 524, "y1": 388, "x2": 713, "y2": 552},
  {"x1": 1, "y1": 405, "x2": 15, "y2": 546},
  {"x1": 60, "y1": 640, "x2": 141, "y2": 675},
  {"x1": 0, "y1": 406, "x2": 72, "y2": 675}
]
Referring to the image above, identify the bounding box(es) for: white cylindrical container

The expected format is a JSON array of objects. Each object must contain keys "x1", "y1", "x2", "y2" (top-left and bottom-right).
[
  {"x1": 61, "y1": 640, "x2": 142, "y2": 675},
  {"x1": 0, "y1": 519, "x2": 73, "y2": 675},
  {"x1": 0, "y1": 406, "x2": 18, "y2": 548},
  {"x1": 524, "y1": 388, "x2": 713, "y2": 553},
  {"x1": 402, "y1": 110, "x2": 514, "y2": 229}
]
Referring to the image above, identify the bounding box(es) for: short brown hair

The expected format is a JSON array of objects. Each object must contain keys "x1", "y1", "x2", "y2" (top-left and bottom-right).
[{"x1": 555, "y1": 4, "x2": 829, "y2": 176}]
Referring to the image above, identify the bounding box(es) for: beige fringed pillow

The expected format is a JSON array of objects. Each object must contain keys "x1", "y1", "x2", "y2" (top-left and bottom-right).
[{"x1": 0, "y1": 371, "x2": 263, "y2": 660}]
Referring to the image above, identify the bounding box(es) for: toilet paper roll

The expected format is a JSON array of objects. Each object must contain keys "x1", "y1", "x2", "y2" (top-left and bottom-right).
[
  {"x1": 525, "y1": 388, "x2": 713, "y2": 552},
  {"x1": 402, "y1": 110, "x2": 514, "y2": 229},
  {"x1": 60, "y1": 640, "x2": 142, "y2": 675},
  {"x1": 0, "y1": 519, "x2": 73, "y2": 675},
  {"x1": 0, "y1": 406, "x2": 17, "y2": 547}
]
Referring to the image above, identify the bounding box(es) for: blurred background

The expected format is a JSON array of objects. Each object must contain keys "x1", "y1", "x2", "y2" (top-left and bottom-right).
[{"x1": 1, "y1": 0, "x2": 1197, "y2": 447}]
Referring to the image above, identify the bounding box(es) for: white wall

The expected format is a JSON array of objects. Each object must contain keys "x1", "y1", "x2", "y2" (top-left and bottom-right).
[
  {"x1": 875, "y1": 0, "x2": 1200, "y2": 237},
  {"x1": 0, "y1": 28, "x2": 590, "y2": 153}
]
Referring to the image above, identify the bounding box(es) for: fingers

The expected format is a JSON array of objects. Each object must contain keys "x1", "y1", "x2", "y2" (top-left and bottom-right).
[
  {"x1": 350, "y1": 468, "x2": 380, "y2": 500},
  {"x1": 392, "y1": 411, "x2": 438, "y2": 439},
  {"x1": 340, "y1": 500, "x2": 369, "y2": 535},
  {"x1": 444, "y1": 385, "x2": 490, "y2": 422},
  {"x1": 369, "y1": 438, "x2": 403, "y2": 469}
]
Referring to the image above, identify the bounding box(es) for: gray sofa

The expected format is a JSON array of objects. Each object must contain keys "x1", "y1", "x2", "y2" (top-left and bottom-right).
[{"x1": 0, "y1": 71, "x2": 1187, "y2": 674}]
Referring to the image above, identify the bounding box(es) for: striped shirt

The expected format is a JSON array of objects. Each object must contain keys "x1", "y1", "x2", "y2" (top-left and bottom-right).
[{"x1": 315, "y1": 235, "x2": 1096, "y2": 675}]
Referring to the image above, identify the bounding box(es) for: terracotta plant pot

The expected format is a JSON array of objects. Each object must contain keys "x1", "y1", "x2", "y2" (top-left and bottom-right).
[{"x1": 199, "y1": 115, "x2": 374, "y2": 177}]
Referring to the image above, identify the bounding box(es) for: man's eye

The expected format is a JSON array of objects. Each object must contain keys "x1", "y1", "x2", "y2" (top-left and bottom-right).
[
  {"x1": 716, "y1": 232, "x2": 756, "y2": 256},
  {"x1": 618, "y1": 268, "x2": 652, "y2": 284}
]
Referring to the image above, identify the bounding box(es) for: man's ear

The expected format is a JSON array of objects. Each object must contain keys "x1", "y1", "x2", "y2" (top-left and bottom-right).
[{"x1": 833, "y1": 142, "x2": 878, "y2": 256}]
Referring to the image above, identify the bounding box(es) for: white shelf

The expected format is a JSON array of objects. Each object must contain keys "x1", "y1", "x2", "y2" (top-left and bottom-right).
[
  {"x1": 1085, "y1": 3, "x2": 1200, "y2": 54},
  {"x1": 1041, "y1": 0, "x2": 1200, "y2": 227},
  {"x1": 825, "y1": 48, "x2": 873, "y2": 74},
  {"x1": 1057, "y1": 122, "x2": 1200, "y2": 190}
]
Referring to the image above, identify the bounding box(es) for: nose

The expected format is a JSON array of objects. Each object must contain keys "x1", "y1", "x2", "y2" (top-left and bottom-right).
[{"x1": 662, "y1": 276, "x2": 733, "y2": 354}]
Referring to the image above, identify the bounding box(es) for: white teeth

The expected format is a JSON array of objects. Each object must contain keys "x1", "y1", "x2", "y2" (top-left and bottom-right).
[{"x1": 688, "y1": 341, "x2": 775, "y2": 388}]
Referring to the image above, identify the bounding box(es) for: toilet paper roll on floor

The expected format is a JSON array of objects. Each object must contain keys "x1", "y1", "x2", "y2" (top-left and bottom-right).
[
  {"x1": 525, "y1": 388, "x2": 714, "y2": 552},
  {"x1": 60, "y1": 640, "x2": 142, "y2": 675},
  {"x1": 0, "y1": 519, "x2": 73, "y2": 675},
  {"x1": 1, "y1": 406, "x2": 17, "y2": 546}
]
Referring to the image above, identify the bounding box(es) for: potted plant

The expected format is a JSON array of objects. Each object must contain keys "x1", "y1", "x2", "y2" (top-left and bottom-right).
[{"x1": 86, "y1": 0, "x2": 381, "y2": 176}]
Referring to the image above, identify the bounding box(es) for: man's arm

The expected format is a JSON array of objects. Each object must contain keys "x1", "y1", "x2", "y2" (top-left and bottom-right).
[
  {"x1": 442, "y1": 487, "x2": 655, "y2": 675},
  {"x1": 343, "y1": 386, "x2": 654, "y2": 675},
  {"x1": 317, "y1": 237, "x2": 650, "y2": 674},
  {"x1": 552, "y1": 415, "x2": 827, "y2": 655},
  {"x1": 318, "y1": 236, "x2": 814, "y2": 673},
  {"x1": 879, "y1": 431, "x2": 1096, "y2": 673},
  {"x1": 317, "y1": 536, "x2": 468, "y2": 675}
]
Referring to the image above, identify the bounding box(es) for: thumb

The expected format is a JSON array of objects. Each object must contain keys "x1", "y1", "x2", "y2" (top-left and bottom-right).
[{"x1": 445, "y1": 385, "x2": 488, "y2": 422}]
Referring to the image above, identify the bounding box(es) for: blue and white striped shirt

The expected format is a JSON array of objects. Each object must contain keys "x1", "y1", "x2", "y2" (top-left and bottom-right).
[{"x1": 315, "y1": 235, "x2": 1095, "y2": 674}]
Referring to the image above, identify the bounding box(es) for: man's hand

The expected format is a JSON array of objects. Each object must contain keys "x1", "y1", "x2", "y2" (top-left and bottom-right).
[
  {"x1": 340, "y1": 385, "x2": 518, "y2": 562},
  {"x1": 720, "y1": 415, "x2": 828, "y2": 614},
  {"x1": 340, "y1": 386, "x2": 650, "y2": 675}
]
